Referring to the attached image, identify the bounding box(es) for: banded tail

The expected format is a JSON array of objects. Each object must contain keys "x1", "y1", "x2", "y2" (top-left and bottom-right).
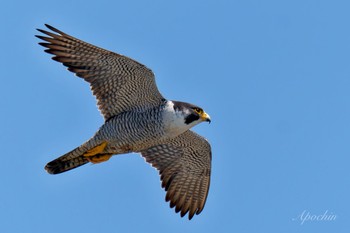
[{"x1": 45, "y1": 142, "x2": 113, "y2": 174}]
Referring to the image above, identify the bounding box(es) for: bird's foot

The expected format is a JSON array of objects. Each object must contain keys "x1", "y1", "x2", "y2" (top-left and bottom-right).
[
  {"x1": 83, "y1": 142, "x2": 112, "y2": 163},
  {"x1": 84, "y1": 142, "x2": 108, "y2": 157},
  {"x1": 86, "y1": 153, "x2": 113, "y2": 164}
]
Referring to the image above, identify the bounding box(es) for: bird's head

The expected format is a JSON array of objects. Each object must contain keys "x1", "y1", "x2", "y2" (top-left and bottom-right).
[
  {"x1": 171, "y1": 101, "x2": 211, "y2": 126},
  {"x1": 184, "y1": 106, "x2": 211, "y2": 125}
]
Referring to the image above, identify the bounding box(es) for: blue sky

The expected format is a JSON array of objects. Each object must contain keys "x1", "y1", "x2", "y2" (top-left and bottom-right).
[{"x1": 1, "y1": 0, "x2": 349, "y2": 232}]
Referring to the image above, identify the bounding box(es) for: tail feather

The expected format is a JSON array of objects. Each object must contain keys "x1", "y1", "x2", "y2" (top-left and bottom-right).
[{"x1": 45, "y1": 146, "x2": 89, "y2": 174}]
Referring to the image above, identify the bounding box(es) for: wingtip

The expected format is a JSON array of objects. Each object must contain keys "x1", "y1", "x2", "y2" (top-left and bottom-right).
[
  {"x1": 36, "y1": 28, "x2": 46, "y2": 34},
  {"x1": 44, "y1": 24, "x2": 54, "y2": 30},
  {"x1": 36, "y1": 24, "x2": 53, "y2": 33},
  {"x1": 36, "y1": 24, "x2": 66, "y2": 37},
  {"x1": 45, "y1": 24, "x2": 66, "y2": 35}
]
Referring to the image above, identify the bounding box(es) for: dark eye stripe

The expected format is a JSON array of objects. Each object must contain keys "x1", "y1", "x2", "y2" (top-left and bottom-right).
[{"x1": 185, "y1": 114, "x2": 200, "y2": 124}]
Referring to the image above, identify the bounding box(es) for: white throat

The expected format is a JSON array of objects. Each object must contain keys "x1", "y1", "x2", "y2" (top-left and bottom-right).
[{"x1": 162, "y1": 101, "x2": 193, "y2": 138}]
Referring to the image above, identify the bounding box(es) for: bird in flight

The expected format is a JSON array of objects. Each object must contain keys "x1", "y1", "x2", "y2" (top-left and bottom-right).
[{"x1": 36, "y1": 24, "x2": 212, "y2": 220}]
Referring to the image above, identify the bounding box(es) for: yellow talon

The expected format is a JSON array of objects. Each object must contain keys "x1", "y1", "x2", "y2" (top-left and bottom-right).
[
  {"x1": 83, "y1": 142, "x2": 112, "y2": 164},
  {"x1": 84, "y1": 142, "x2": 108, "y2": 157},
  {"x1": 86, "y1": 154, "x2": 113, "y2": 164}
]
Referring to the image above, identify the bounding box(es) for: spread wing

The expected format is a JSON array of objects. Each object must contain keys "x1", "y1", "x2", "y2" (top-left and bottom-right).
[
  {"x1": 36, "y1": 24, "x2": 164, "y2": 120},
  {"x1": 141, "y1": 130, "x2": 211, "y2": 220}
]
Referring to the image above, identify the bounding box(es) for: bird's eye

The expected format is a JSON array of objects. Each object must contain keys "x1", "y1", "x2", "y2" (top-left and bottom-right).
[{"x1": 194, "y1": 108, "x2": 203, "y2": 114}]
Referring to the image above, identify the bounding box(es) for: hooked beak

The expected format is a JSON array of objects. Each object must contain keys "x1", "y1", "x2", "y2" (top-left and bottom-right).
[{"x1": 201, "y1": 112, "x2": 211, "y2": 124}]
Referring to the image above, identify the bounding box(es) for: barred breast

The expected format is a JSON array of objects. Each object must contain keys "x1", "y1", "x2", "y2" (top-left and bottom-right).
[{"x1": 93, "y1": 104, "x2": 167, "y2": 153}]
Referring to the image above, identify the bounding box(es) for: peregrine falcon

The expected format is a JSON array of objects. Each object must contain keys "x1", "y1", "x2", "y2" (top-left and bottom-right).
[{"x1": 36, "y1": 24, "x2": 212, "y2": 220}]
